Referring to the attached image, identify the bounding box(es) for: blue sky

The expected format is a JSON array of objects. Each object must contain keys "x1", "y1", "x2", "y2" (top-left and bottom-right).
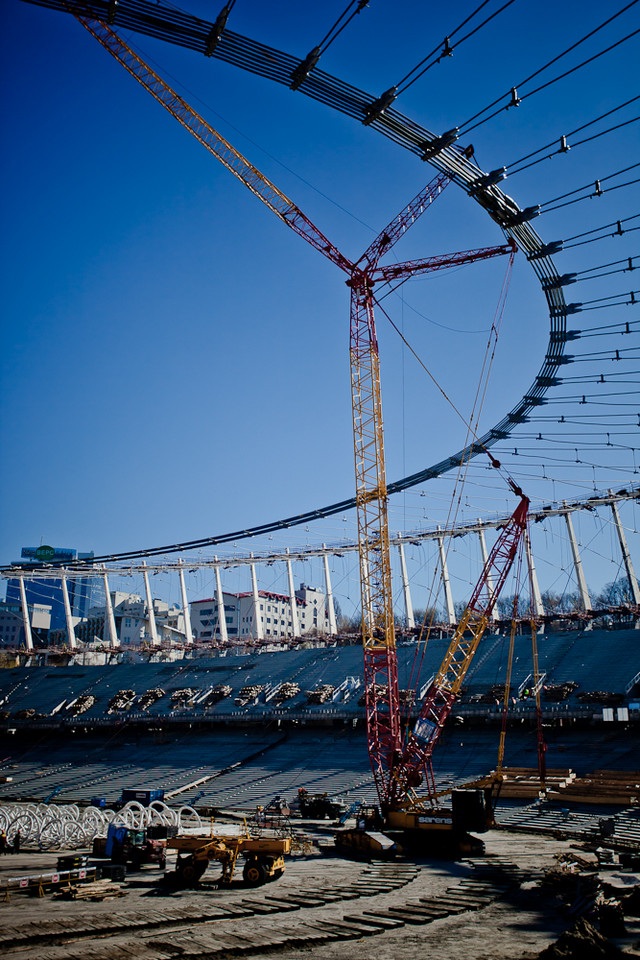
[{"x1": 1, "y1": 0, "x2": 638, "y2": 610}]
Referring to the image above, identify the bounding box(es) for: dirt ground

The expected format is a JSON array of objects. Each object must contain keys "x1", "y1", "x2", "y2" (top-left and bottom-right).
[{"x1": 0, "y1": 830, "x2": 639, "y2": 960}]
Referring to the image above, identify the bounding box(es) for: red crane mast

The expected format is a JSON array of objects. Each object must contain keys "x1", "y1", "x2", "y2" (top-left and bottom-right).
[{"x1": 74, "y1": 12, "x2": 521, "y2": 814}]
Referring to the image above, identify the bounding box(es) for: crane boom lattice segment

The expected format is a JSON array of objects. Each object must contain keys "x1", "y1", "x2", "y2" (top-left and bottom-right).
[
  {"x1": 357, "y1": 172, "x2": 450, "y2": 270},
  {"x1": 390, "y1": 495, "x2": 529, "y2": 807},
  {"x1": 375, "y1": 241, "x2": 516, "y2": 283},
  {"x1": 350, "y1": 282, "x2": 401, "y2": 801},
  {"x1": 74, "y1": 14, "x2": 352, "y2": 275}
]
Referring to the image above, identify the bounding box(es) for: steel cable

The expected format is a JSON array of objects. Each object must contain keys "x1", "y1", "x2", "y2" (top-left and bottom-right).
[{"x1": 458, "y1": 1, "x2": 640, "y2": 132}]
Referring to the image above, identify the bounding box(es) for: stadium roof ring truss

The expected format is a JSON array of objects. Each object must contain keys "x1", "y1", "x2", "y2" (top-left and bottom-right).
[{"x1": 10, "y1": 2, "x2": 591, "y2": 565}]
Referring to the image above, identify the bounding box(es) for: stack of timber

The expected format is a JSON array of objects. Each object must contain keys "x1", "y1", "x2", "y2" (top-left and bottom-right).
[
  {"x1": 61, "y1": 879, "x2": 123, "y2": 901},
  {"x1": 546, "y1": 770, "x2": 640, "y2": 805},
  {"x1": 107, "y1": 690, "x2": 135, "y2": 713},
  {"x1": 67, "y1": 694, "x2": 96, "y2": 716},
  {"x1": 273, "y1": 682, "x2": 300, "y2": 703},
  {"x1": 501, "y1": 767, "x2": 576, "y2": 798},
  {"x1": 202, "y1": 684, "x2": 232, "y2": 706},
  {"x1": 234, "y1": 684, "x2": 264, "y2": 706},
  {"x1": 306, "y1": 685, "x2": 334, "y2": 704},
  {"x1": 137, "y1": 688, "x2": 164, "y2": 710},
  {"x1": 170, "y1": 688, "x2": 199, "y2": 708},
  {"x1": 466, "y1": 767, "x2": 576, "y2": 799}
]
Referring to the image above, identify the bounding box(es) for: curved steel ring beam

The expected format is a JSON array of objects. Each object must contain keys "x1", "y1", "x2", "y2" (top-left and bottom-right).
[{"x1": 7, "y1": 0, "x2": 572, "y2": 568}]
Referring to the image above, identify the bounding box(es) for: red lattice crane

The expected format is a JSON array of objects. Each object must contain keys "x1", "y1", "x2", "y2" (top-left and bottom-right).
[{"x1": 74, "y1": 13, "x2": 523, "y2": 816}]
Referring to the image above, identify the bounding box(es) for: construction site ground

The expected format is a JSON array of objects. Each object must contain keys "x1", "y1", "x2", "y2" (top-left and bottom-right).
[{"x1": 1, "y1": 829, "x2": 640, "y2": 960}]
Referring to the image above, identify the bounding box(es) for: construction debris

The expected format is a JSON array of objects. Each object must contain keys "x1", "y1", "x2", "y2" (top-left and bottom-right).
[
  {"x1": 577, "y1": 692, "x2": 625, "y2": 706},
  {"x1": 234, "y1": 684, "x2": 264, "y2": 706},
  {"x1": 12, "y1": 708, "x2": 37, "y2": 720},
  {"x1": 67, "y1": 695, "x2": 96, "y2": 716},
  {"x1": 543, "y1": 682, "x2": 579, "y2": 702},
  {"x1": 137, "y1": 688, "x2": 164, "y2": 710},
  {"x1": 306, "y1": 684, "x2": 335, "y2": 704},
  {"x1": 170, "y1": 688, "x2": 199, "y2": 707},
  {"x1": 107, "y1": 690, "x2": 136, "y2": 713},
  {"x1": 201, "y1": 685, "x2": 232, "y2": 706},
  {"x1": 537, "y1": 916, "x2": 624, "y2": 959},
  {"x1": 273, "y1": 682, "x2": 300, "y2": 703}
]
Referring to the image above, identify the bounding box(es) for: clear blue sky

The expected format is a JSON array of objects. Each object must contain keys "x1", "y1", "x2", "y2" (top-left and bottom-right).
[{"x1": 1, "y1": 0, "x2": 638, "y2": 609}]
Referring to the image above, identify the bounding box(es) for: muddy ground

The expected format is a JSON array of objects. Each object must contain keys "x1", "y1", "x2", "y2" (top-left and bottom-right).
[{"x1": 1, "y1": 830, "x2": 639, "y2": 960}]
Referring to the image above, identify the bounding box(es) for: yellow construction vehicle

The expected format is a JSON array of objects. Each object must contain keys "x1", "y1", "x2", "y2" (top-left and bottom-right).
[{"x1": 168, "y1": 831, "x2": 291, "y2": 887}]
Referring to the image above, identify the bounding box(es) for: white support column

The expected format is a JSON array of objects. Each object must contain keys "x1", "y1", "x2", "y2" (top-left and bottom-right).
[
  {"x1": 177, "y1": 560, "x2": 194, "y2": 645},
  {"x1": 142, "y1": 561, "x2": 160, "y2": 646},
  {"x1": 18, "y1": 577, "x2": 34, "y2": 652},
  {"x1": 61, "y1": 572, "x2": 77, "y2": 649},
  {"x1": 397, "y1": 536, "x2": 415, "y2": 630},
  {"x1": 250, "y1": 553, "x2": 264, "y2": 641},
  {"x1": 437, "y1": 526, "x2": 456, "y2": 624},
  {"x1": 214, "y1": 557, "x2": 228, "y2": 644},
  {"x1": 564, "y1": 503, "x2": 592, "y2": 628},
  {"x1": 524, "y1": 528, "x2": 545, "y2": 628},
  {"x1": 322, "y1": 544, "x2": 337, "y2": 636},
  {"x1": 102, "y1": 568, "x2": 119, "y2": 648},
  {"x1": 477, "y1": 522, "x2": 495, "y2": 597},
  {"x1": 285, "y1": 549, "x2": 301, "y2": 639},
  {"x1": 609, "y1": 489, "x2": 640, "y2": 607}
]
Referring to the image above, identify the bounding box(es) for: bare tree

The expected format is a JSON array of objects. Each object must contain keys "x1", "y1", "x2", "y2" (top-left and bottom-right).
[{"x1": 596, "y1": 579, "x2": 633, "y2": 606}]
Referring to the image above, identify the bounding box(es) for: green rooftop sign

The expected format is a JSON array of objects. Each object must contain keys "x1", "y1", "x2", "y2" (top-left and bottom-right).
[{"x1": 35, "y1": 545, "x2": 56, "y2": 562}]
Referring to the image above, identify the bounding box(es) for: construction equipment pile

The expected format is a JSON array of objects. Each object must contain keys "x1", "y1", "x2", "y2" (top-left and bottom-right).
[
  {"x1": 357, "y1": 683, "x2": 415, "y2": 707},
  {"x1": 137, "y1": 688, "x2": 165, "y2": 710},
  {"x1": 577, "y1": 690, "x2": 625, "y2": 705},
  {"x1": 12, "y1": 707, "x2": 40, "y2": 720},
  {"x1": 358, "y1": 683, "x2": 387, "y2": 706},
  {"x1": 273, "y1": 682, "x2": 300, "y2": 702},
  {"x1": 107, "y1": 690, "x2": 136, "y2": 713},
  {"x1": 67, "y1": 695, "x2": 95, "y2": 716},
  {"x1": 170, "y1": 688, "x2": 198, "y2": 708},
  {"x1": 201, "y1": 685, "x2": 232, "y2": 706},
  {"x1": 538, "y1": 851, "x2": 640, "y2": 958},
  {"x1": 234, "y1": 684, "x2": 264, "y2": 706},
  {"x1": 543, "y1": 681, "x2": 578, "y2": 701},
  {"x1": 306, "y1": 684, "x2": 334, "y2": 704}
]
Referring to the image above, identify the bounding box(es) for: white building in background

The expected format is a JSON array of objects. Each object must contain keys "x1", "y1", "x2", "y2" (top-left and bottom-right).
[
  {"x1": 191, "y1": 583, "x2": 330, "y2": 642},
  {"x1": 80, "y1": 592, "x2": 187, "y2": 645}
]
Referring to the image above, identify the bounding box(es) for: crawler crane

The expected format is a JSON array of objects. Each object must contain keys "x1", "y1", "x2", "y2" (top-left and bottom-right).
[{"x1": 74, "y1": 12, "x2": 526, "y2": 856}]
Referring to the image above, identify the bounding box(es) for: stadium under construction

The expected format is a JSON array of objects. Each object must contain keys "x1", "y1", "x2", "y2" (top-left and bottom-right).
[{"x1": 3, "y1": 0, "x2": 640, "y2": 957}]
